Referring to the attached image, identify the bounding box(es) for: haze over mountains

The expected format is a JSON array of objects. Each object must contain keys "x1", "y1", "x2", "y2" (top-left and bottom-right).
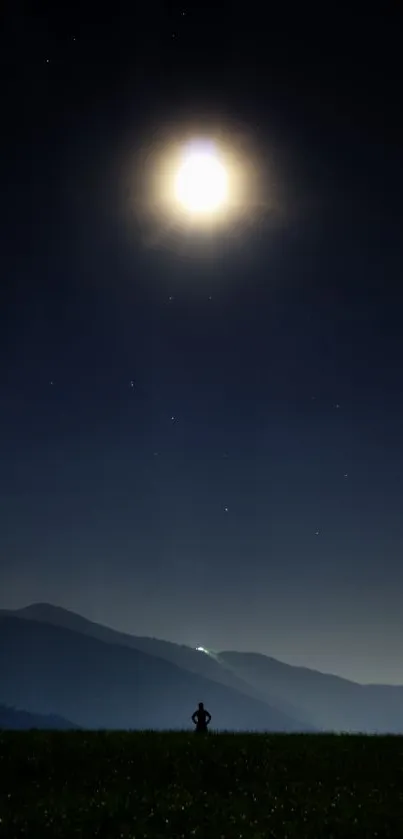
[
  {"x1": 1, "y1": 603, "x2": 402, "y2": 732},
  {"x1": 0, "y1": 703, "x2": 78, "y2": 731}
]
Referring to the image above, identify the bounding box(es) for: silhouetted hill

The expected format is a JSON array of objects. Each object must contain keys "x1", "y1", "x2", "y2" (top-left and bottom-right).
[
  {"x1": 0, "y1": 703, "x2": 78, "y2": 730},
  {"x1": 218, "y1": 651, "x2": 403, "y2": 733},
  {"x1": 4, "y1": 603, "x2": 403, "y2": 732},
  {"x1": 0, "y1": 615, "x2": 312, "y2": 731},
  {"x1": 1, "y1": 603, "x2": 307, "y2": 724}
]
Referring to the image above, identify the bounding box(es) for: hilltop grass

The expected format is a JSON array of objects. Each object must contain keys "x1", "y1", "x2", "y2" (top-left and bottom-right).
[{"x1": 0, "y1": 731, "x2": 402, "y2": 838}]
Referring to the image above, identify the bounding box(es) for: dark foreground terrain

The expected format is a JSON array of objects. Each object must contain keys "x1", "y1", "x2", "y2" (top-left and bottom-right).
[{"x1": 0, "y1": 731, "x2": 402, "y2": 838}]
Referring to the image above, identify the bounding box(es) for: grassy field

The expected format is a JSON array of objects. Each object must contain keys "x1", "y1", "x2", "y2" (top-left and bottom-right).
[{"x1": 0, "y1": 730, "x2": 402, "y2": 837}]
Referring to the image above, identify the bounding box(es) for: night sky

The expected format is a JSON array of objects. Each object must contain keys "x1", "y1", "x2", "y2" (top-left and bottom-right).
[{"x1": 2, "y1": 4, "x2": 403, "y2": 684}]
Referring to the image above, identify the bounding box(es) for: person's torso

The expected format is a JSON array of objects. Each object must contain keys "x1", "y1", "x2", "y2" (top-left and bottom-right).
[{"x1": 196, "y1": 710, "x2": 208, "y2": 726}]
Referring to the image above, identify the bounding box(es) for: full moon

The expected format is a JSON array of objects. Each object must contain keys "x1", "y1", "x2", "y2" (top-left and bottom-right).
[
  {"x1": 174, "y1": 147, "x2": 228, "y2": 214},
  {"x1": 130, "y1": 124, "x2": 269, "y2": 252}
]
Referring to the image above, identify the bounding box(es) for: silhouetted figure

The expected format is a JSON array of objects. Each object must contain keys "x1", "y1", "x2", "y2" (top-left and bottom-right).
[{"x1": 192, "y1": 701, "x2": 212, "y2": 733}]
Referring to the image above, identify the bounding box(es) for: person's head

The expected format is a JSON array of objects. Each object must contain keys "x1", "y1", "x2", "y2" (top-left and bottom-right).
[{"x1": 198, "y1": 702, "x2": 204, "y2": 710}]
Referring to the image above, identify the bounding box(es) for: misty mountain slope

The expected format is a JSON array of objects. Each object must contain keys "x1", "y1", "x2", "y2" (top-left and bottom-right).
[
  {"x1": 6, "y1": 604, "x2": 403, "y2": 732},
  {"x1": 0, "y1": 704, "x2": 78, "y2": 730},
  {"x1": 0, "y1": 616, "x2": 313, "y2": 731},
  {"x1": 218, "y1": 651, "x2": 403, "y2": 733},
  {"x1": 1, "y1": 603, "x2": 308, "y2": 723}
]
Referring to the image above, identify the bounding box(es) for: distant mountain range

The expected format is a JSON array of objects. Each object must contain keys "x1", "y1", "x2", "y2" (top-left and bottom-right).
[
  {"x1": 0, "y1": 703, "x2": 78, "y2": 730},
  {"x1": 1, "y1": 603, "x2": 402, "y2": 732}
]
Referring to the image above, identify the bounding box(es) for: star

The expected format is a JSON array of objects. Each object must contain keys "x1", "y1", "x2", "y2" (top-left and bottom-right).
[
  {"x1": 315, "y1": 529, "x2": 320, "y2": 536},
  {"x1": 344, "y1": 473, "x2": 348, "y2": 478},
  {"x1": 168, "y1": 295, "x2": 174, "y2": 302},
  {"x1": 224, "y1": 506, "x2": 229, "y2": 513},
  {"x1": 335, "y1": 403, "x2": 340, "y2": 409},
  {"x1": 130, "y1": 380, "x2": 135, "y2": 388}
]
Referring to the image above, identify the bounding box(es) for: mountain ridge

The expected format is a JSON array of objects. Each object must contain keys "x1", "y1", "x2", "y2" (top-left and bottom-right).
[
  {"x1": 0, "y1": 602, "x2": 371, "y2": 686},
  {"x1": 0, "y1": 613, "x2": 313, "y2": 731},
  {"x1": 2, "y1": 602, "x2": 403, "y2": 732},
  {"x1": 0, "y1": 603, "x2": 311, "y2": 721},
  {"x1": 0, "y1": 703, "x2": 79, "y2": 730}
]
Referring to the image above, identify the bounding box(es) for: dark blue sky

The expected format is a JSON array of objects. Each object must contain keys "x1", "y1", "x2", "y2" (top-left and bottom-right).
[{"x1": 1, "y1": 3, "x2": 403, "y2": 683}]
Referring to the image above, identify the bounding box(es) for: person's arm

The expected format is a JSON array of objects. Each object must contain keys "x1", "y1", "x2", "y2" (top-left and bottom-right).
[
  {"x1": 206, "y1": 711, "x2": 212, "y2": 723},
  {"x1": 192, "y1": 712, "x2": 197, "y2": 724}
]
